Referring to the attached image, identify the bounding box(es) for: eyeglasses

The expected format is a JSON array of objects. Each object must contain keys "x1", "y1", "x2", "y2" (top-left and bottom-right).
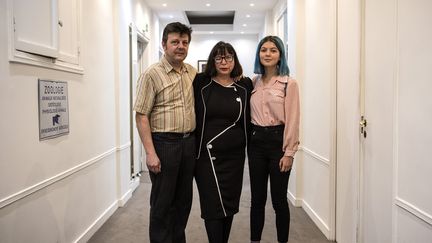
[{"x1": 214, "y1": 55, "x2": 234, "y2": 64}]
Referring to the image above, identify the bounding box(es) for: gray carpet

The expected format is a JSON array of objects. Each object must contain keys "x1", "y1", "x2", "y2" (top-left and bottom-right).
[{"x1": 89, "y1": 168, "x2": 335, "y2": 243}]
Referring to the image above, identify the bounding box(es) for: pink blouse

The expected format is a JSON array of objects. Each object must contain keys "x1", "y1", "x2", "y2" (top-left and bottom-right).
[{"x1": 250, "y1": 75, "x2": 300, "y2": 157}]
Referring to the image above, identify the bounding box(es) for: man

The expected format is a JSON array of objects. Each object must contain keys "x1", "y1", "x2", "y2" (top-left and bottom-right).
[{"x1": 133, "y1": 22, "x2": 196, "y2": 243}]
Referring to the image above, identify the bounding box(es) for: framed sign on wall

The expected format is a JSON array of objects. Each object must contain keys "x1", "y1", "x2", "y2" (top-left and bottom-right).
[{"x1": 38, "y1": 79, "x2": 69, "y2": 140}]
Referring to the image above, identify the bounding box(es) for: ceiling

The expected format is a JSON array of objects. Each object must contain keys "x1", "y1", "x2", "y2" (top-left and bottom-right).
[{"x1": 144, "y1": 0, "x2": 279, "y2": 35}]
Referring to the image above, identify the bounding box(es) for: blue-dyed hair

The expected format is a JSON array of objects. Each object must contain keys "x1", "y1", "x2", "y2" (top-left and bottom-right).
[{"x1": 253, "y1": 35, "x2": 290, "y2": 76}]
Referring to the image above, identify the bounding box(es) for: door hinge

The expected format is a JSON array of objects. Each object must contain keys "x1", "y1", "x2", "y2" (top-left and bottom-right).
[{"x1": 360, "y1": 116, "x2": 367, "y2": 138}]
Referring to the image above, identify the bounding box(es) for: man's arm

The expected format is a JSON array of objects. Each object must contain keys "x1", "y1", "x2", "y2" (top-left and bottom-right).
[{"x1": 135, "y1": 112, "x2": 161, "y2": 173}]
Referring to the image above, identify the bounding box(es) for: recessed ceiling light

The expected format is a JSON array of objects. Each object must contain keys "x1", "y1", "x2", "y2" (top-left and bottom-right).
[
  {"x1": 169, "y1": 15, "x2": 174, "y2": 19},
  {"x1": 241, "y1": 31, "x2": 245, "y2": 34},
  {"x1": 206, "y1": 3, "x2": 211, "y2": 7},
  {"x1": 162, "y1": 3, "x2": 167, "y2": 7},
  {"x1": 246, "y1": 14, "x2": 251, "y2": 18},
  {"x1": 242, "y1": 24, "x2": 247, "y2": 27},
  {"x1": 249, "y1": 3, "x2": 255, "y2": 7},
  {"x1": 210, "y1": 31, "x2": 214, "y2": 34}
]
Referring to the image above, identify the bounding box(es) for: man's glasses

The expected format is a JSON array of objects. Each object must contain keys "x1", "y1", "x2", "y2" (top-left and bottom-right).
[{"x1": 214, "y1": 55, "x2": 234, "y2": 64}]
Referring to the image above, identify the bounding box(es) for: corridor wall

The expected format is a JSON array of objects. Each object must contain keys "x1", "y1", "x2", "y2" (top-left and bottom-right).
[{"x1": 0, "y1": 0, "x2": 154, "y2": 242}]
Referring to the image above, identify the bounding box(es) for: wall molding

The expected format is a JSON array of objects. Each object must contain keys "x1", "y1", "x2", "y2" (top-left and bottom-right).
[
  {"x1": 118, "y1": 176, "x2": 140, "y2": 207},
  {"x1": 287, "y1": 188, "x2": 331, "y2": 239},
  {"x1": 300, "y1": 146, "x2": 330, "y2": 167},
  {"x1": 395, "y1": 197, "x2": 432, "y2": 226},
  {"x1": 302, "y1": 199, "x2": 331, "y2": 239},
  {"x1": 74, "y1": 200, "x2": 118, "y2": 243},
  {"x1": 288, "y1": 190, "x2": 302, "y2": 207},
  {"x1": 117, "y1": 142, "x2": 131, "y2": 151},
  {"x1": 0, "y1": 143, "x2": 131, "y2": 209}
]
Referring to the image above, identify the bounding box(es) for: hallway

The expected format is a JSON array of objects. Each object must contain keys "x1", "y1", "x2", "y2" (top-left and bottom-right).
[{"x1": 89, "y1": 170, "x2": 334, "y2": 243}]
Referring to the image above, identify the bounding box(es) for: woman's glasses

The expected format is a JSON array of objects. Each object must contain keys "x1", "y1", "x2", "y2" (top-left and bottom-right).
[{"x1": 214, "y1": 55, "x2": 234, "y2": 64}]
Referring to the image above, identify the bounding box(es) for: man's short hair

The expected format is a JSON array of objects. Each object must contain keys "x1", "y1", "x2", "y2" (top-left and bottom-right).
[{"x1": 162, "y1": 22, "x2": 193, "y2": 44}]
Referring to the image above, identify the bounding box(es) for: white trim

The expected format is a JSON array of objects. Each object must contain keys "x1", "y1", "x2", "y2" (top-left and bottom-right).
[
  {"x1": 117, "y1": 142, "x2": 131, "y2": 151},
  {"x1": 395, "y1": 197, "x2": 432, "y2": 226},
  {"x1": 0, "y1": 143, "x2": 130, "y2": 209},
  {"x1": 74, "y1": 200, "x2": 118, "y2": 243},
  {"x1": 300, "y1": 146, "x2": 330, "y2": 167},
  {"x1": 118, "y1": 188, "x2": 133, "y2": 208},
  {"x1": 302, "y1": 199, "x2": 331, "y2": 239},
  {"x1": 392, "y1": 1, "x2": 400, "y2": 242},
  {"x1": 287, "y1": 191, "x2": 332, "y2": 239},
  {"x1": 118, "y1": 176, "x2": 140, "y2": 207},
  {"x1": 288, "y1": 190, "x2": 302, "y2": 207}
]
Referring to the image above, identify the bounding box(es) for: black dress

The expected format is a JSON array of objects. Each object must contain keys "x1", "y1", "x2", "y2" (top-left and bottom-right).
[{"x1": 194, "y1": 73, "x2": 253, "y2": 220}]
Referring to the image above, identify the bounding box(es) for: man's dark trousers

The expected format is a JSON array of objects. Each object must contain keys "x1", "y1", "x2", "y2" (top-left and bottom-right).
[{"x1": 149, "y1": 132, "x2": 196, "y2": 243}]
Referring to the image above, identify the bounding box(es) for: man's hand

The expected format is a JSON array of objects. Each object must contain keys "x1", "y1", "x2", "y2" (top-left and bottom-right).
[
  {"x1": 279, "y1": 156, "x2": 293, "y2": 172},
  {"x1": 146, "y1": 153, "x2": 161, "y2": 174},
  {"x1": 135, "y1": 113, "x2": 161, "y2": 174}
]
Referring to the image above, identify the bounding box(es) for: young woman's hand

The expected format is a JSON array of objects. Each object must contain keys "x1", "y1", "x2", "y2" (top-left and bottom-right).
[{"x1": 279, "y1": 156, "x2": 293, "y2": 172}]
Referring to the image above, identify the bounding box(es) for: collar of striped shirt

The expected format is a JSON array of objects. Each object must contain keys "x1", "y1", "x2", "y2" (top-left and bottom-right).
[{"x1": 161, "y1": 55, "x2": 192, "y2": 74}]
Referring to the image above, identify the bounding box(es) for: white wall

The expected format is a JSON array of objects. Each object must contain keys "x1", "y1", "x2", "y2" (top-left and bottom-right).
[
  {"x1": 284, "y1": 0, "x2": 338, "y2": 239},
  {"x1": 0, "y1": 0, "x2": 154, "y2": 242},
  {"x1": 186, "y1": 34, "x2": 259, "y2": 78},
  {"x1": 113, "y1": 0, "x2": 154, "y2": 201}
]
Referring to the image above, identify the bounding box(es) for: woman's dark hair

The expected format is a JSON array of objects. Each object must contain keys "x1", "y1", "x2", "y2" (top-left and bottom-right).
[
  {"x1": 204, "y1": 41, "x2": 243, "y2": 79},
  {"x1": 162, "y1": 22, "x2": 193, "y2": 44},
  {"x1": 254, "y1": 35, "x2": 290, "y2": 76}
]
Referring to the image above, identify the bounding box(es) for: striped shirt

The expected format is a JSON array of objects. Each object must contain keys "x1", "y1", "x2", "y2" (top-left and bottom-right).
[{"x1": 133, "y1": 56, "x2": 197, "y2": 133}]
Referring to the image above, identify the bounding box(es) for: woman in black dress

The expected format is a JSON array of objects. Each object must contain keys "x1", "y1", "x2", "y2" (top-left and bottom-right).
[{"x1": 194, "y1": 41, "x2": 253, "y2": 243}]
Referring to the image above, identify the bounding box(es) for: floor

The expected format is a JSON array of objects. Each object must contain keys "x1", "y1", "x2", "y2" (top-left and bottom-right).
[{"x1": 89, "y1": 168, "x2": 335, "y2": 243}]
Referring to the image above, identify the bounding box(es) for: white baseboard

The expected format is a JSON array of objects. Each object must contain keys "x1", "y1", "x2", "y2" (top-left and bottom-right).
[
  {"x1": 288, "y1": 190, "x2": 302, "y2": 207},
  {"x1": 118, "y1": 177, "x2": 140, "y2": 207},
  {"x1": 74, "y1": 200, "x2": 118, "y2": 243},
  {"x1": 301, "y1": 199, "x2": 331, "y2": 239},
  {"x1": 287, "y1": 190, "x2": 330, "y2": 239},
  {"x1": 130, "y1": 177, "x2": 140, "y2": 191},
  {"x1": 118, "y1": 188, "x2": 133, "y2": 207}
]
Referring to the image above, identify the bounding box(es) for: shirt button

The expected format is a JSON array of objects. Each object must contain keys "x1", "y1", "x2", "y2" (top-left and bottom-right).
[
  {"x1": 211, "y1": 157, "x2": 216, "y2": 161},
  {"x1": 207, "y1": 144, "x2": 213, "y2": 149}
]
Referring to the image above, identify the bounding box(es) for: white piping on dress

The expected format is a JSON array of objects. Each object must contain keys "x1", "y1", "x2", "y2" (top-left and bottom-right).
[
  {"x1": 233, "y1": 82, "x2": 249, "y2": 146},
  {"x1": 205, "y1": 85, "x2": 243, "y2": 217},
  {"x1": 196, "y1": 81, "x2": 213, "y2": 159}
]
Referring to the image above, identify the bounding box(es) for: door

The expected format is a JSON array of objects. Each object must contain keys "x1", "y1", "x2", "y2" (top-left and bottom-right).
[
  {"x1": 129, "y1": 23, "x2": 149, "y2": 178},
  {"x1": 359, "y1": 0, "x2": 395, "y2": 241},
  {"x1": 360, "y1": 0, "x2": 432, "y2": 242}
]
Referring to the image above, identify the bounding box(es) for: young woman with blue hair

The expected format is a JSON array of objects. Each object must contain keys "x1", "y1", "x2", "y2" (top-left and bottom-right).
[{"x1": 248, "y1": 36, "x2": 300, "y2": 243}]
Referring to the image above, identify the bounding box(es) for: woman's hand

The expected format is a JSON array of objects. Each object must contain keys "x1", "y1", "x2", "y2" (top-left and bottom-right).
[{"x1": 279, "y1": 156, "x2": 293, "y2": 172}]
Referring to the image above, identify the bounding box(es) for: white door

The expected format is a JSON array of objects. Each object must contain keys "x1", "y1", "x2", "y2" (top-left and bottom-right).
[
  {"x1": 360, "y1": 0, "x2": 432, "y2": 242},
  {"x1": 359, "y1": 0, "x2": 396, "y2": 241},
  {"x1": 129, "y1": 23, "x2": 148, "y2": 177}
]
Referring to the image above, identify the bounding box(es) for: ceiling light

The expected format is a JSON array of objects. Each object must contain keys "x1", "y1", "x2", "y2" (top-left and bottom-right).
[
  {"x1": 206, "y1": 3, "x2": 211, "y2": 7},
  {"x1": 162, "y1": 3, "x2": 167, "y2": 7},
  {"x1": 242, "y1": 24, "x2": 247, "y2": 27},
  {"x1": 210, "y1": 31, "x2": 214, "y2": 34},
  {"x1": 169, "y1": 15, "x2": 173, "y2": 19},
  {"x1": 241, "y1": 31, "x2": 245, "y2": 34},
  {"x1": 246, "y1": 14, "x2": 251, "y2": 18},
  {"x1": 249, "y1": 3, "x2": 255, "y2": 7}
]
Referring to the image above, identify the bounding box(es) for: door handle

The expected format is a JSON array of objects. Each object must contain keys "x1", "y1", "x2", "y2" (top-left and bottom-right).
[{"x1": 360, "y1": 116, "x2": 367, "y2": 138}]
